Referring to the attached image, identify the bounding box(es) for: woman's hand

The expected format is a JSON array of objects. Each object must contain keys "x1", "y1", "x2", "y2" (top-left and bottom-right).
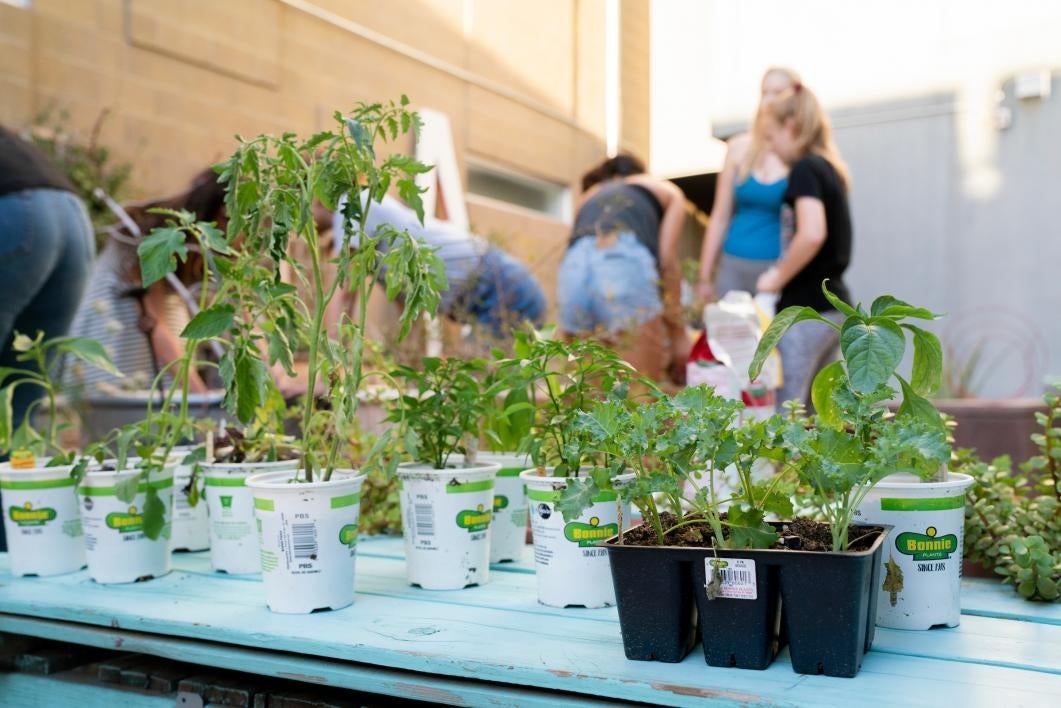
[
  {"x1": 696, "y1": 278, "x2": 717, "y2": 303},
  {"x1": 756, "y1": 266, "x2": 783, "y2": 294}
]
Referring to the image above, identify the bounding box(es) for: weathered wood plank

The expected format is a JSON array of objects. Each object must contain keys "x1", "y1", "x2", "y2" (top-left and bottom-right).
[
  {"x1": 0, "y1": 672, "x2": 173, "y2": 708},
  {"x1": 961, "y1": 578, "x2": 1061, "y2": 626}
]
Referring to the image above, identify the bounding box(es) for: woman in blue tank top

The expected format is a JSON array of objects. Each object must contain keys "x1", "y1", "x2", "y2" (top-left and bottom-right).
[{"x1": 697, "y1": 67, "x2": 800, "y2": 302}]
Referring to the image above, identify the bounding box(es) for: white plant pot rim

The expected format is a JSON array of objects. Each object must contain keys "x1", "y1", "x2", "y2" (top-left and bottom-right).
[
  {"x1": 245, "y1": 469, "x2": 364, "y2": 490},
  {"x1": 871, "y1": 471, "x2": 974, "y2": 491},
  {"x1": 199, "y1": 458, "x2": 300, "y2": 472},
  {"x1": 397, "y1": 460, "x2": 501, "y2": 476},
  {"x1": 0, "y1": 462, "x2": 76, "y2": 479},
  {"x1": 520, "y1": 468, "x2": 635, "y2": 489},
  {"x1": 477, "y1": 451, "x2": 532, "y2": 463}
]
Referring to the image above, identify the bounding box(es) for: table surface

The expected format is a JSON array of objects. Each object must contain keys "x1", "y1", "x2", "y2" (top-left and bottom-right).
[{"x1": 1, "y1": 536, "x2": 1058, "y2": 707}]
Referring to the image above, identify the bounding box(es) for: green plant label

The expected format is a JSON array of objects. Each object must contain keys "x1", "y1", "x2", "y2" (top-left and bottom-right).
[
  {"x1": 105, "y1": 506, "x2": 144, "y2": 533},
  {"x1": 455, "y1": 504, "x2": 492, "y2": 532},
  {"x1": 219, "y1": 495, "x2": 233, "y2": 509},
  {"x1": 8, "y1": 502, "x2": 57, "y2": 527},
  {"x1": 895, "y1": 526, "x2": 958, "y2": 561},
  {"x1": 493, "y1": 495, "x2": 508, "y2": 512},
  {"x1": 338, "y1": 524, "x2": 358, "y2": 548},
  {"x1": 564, "y1": 516, "x2": 618, "y2": 547}
]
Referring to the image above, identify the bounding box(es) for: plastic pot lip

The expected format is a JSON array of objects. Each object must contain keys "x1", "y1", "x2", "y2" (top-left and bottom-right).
[
  {"x1": 601, "y1": 523, "x2": 894, "y2": 558},
  {"x1": 870, "y1": 471, "x2": 974, "y2": 492},
  {"x1": 0, "y1": 460, "x2": 77, "y2": 479},
  {"x1": 397, "y1": 460, "x2": 501, "y2": 477},
  {"x1": 199, "y1": 458, "x2": 300, "y2": 473},
  {"x1": 244, "y1": 469, "x2": 366, "y2": 491},
  {"x1": 476, "y1": 451, "x2": 532, "y2": 466},
  {"x1": 520, "y1": 468, "x2": 635, "y2": 489}
]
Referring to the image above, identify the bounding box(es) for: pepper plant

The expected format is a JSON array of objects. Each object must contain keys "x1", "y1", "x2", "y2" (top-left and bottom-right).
[
  {"x1": 480, "y1": 350, "x2": 535, "y2": 453},
  {"x1": 750, "y1": 283, "x2": 952, "y2": 551}
]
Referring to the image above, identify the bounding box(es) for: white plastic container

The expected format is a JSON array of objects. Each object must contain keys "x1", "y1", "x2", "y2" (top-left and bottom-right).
[
  {"x1": 478, "y1": 452, "x2": 531, "y2": 563},
  {"x1": 170, "y1": 447, "x2": 209, "y2": 552},
  {"x1": 0, "y1": 461, "x2": 85, "y2": 577},
  {"x1": 201, "y1": 459, "x2": 299, "y2": 574},
  {"x1": 397, "y1": 460, "x2": 499, "y2": 590},
  {"x1": 246, "y1": 469, "x2": 366, "y2": 614},
  {"x1": 856, "y1": 471, "x2": 975, "y2": 630},
  {"x1": 521, "y1": 469, "x2": 632, "y2": 608},
  {"x1": 78, "y1": 465, "x2": 174, "y2": 584}
]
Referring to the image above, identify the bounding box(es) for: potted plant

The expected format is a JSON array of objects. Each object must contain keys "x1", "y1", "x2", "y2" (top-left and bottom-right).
[
  {"x1": 511, "y1": 331, "x2": 652, "y2": 608},
  {"x1": 746, "y1": 284, "x2": 953, "y2": 674},
  {"x1": 207, "y1": 98, "x2": 444, "y2": 612},
  {"x1": 382, "y1": 356, "x2": 501, "y2": 590},
  {"x1": 196, "y1": 405, "x2": 299, "y2": 574},
  {"x1": 0, "y1": 332, "x2": 119, "y2": 577},
  {"x1": 478, "y1": 350, "x2": 536, "y2": 563}
]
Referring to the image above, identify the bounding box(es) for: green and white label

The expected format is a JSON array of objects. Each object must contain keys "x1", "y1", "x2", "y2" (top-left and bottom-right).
[
  {"x1": 105, "y1": 507, "x2": 144, "y2": 533},
  {"x1": 895, "y1": 526, "x2": 958, "y2": 561},
  {"x1": 8, "y1": 502, "x2": 57, "y2": 527},
  {"x1": 339, "y1": 523, "x2": 359, "y2": 548},
  {"x1": 563, "y1": 516, "x2": 617, "y2": 547},
  {"x1": 456, "y1": 504, "x2": 492, "y2": 532}
]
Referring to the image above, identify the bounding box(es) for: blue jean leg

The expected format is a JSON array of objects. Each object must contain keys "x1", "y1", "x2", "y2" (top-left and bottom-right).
[
  {"x1": 0, "y1": 189, "x2": 95, "y2": 427},
  {"x1": 456, "y1": 247, "x2": 546, "y2": 337}
]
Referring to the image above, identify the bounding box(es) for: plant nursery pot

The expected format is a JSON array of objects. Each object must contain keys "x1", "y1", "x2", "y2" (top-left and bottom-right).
[
  {"x1": 602, "y1": 541, "x2": 698, "y2": 663},
  {"x1": 397, "y1": 459, "x2": 499, "y2": 590},
  {"x1": 856, "y1": 472, "x2": 975, "y2": 630},
  {"x1": 246, "y1": 469, "x2": 366, "y2": 614},
  {"x1": 521, "y1": 468, "x2": 633, "y2": 608},
  {"x1": 169, "y1": 447, "x2": 209, "y2": 552},
  {"x1": 477, "y1": 452, "x2": 531, "y2": 563},
  {"x1": 201, "y1": 459, "x2": 299, "y2": 574},
  {"x1": 78, "y1": 464, "x2": 174, "y2": 584},
  {"x1": 0, "y1": 460, "x2": 85, "y2": 577},
  {"x1": 775, "y1": 524, "x2": 889, "y2": 678}
]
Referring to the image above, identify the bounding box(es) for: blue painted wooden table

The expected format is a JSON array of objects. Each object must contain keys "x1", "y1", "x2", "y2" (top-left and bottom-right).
[{"x1": 1, "y1": 537, "x2": 1058, "y2": 707}]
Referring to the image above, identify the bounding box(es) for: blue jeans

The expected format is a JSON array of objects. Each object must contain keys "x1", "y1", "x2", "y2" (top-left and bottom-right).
[
  {"x1": 557, "y1": 232, "x2": 662, "y2": 334},
  {"x1": 0, "y1": 188, "x2": 94, "y2": 430},
  {"x1": 453, "y1": 247, "x2": 546, "y2": 337}
]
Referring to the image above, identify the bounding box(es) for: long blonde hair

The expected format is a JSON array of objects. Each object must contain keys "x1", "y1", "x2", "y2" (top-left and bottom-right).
[
  {"x1": 738, "y1": 66, "x2": 802, "y2": 183},
  {"x1": 766, "y1": 83, "x2": 851, "y2": 191}
]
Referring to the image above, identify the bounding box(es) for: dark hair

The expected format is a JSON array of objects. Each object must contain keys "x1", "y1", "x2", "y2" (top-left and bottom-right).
[
  {"x1": 181, "y1": 168, "x2": 226, "y2": 223},
  {"x1": 580, "y1": 151, "x2": 646, "y2": 192}
]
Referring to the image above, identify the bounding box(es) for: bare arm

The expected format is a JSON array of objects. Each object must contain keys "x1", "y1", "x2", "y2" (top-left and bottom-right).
[
  {"x1": 697, "y1": 135, "x2": 747, "y2": 300},
  {"x1": 756, "y1": 196, "x2": 826, "y2": 292},
  {"x1": 142, "y1": 283, "x2": 208, "y2": 393}
]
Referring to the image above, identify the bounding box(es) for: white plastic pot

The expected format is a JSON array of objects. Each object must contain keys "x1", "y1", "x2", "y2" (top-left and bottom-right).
[
  {"x1": 246, "y1": 469, "x2": 366, "y2": 614},
  {"x1": 856, "y1": 471, "x2": 975, "y2": 630},
  {"x1": 170, "y1": 446, "x2": 209, "y2": 552},
  {"x1": 78, "y1": 465, "x2": 174, "y2": 584},
  {"x1": 478, "y1": 452, "x2": 531, "y2": 563},
  {"x1": 397, "y1": 459, "x2": 499, "y2": 590},
  {"x1": 0, "y1": 461, "x2": 85, "y2": 577},
  {"x1": 201, "y1": 459, "x2": 299, "y2": 574},
  {"x1": 521, "y1": 469, "x2": 632, "y2": 608}
]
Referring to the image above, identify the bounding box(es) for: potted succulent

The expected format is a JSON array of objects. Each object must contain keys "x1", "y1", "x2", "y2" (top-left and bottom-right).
[
  {"x1": 207, "y1": 98, "x2": 444, "y2": 612},
  {"x1": 0, "y1": 332, "x2": 119, "y2": 577},
  {"x1": 511, "y1": 331, "x2": 651, "y2": 608},
  {"x1": 746, "y1": 284, "x2": 953, "y2": 673},
  {"x1": 382, "y1": 356, "x2": 501, "y2": 590},
  {"x1": 478, "y1": 351, "x2": 536, "y2": 563}
]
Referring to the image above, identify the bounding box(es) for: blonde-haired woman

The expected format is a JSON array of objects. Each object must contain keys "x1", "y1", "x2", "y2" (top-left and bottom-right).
[
  {"x1": 757, "y1": 82, "x2": 853, "y2": 407},
  {"x1": 697, "y1": 67, "x2": 800, "y2": 302}
]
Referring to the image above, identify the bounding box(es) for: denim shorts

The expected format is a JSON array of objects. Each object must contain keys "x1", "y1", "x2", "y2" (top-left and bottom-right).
[{"x1": 557, "y1": 232, "x2": 662, "y2": 334}]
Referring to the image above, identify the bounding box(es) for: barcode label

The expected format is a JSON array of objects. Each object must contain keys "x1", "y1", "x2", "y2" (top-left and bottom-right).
[
  {"x1": 292, "y1": 522, "x2": 318, "y2": 559},
  {"x1": 414, "y1": 504, "x2": 434, "y2": 537},
  {"x1": 705, "y1": 558, "x2": 757, "y2": 600}
]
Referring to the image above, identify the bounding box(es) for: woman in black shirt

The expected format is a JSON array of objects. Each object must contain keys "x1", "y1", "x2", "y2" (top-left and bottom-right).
[{"x1": 756, "y1": 84, "x2": 853, "y2": 406}]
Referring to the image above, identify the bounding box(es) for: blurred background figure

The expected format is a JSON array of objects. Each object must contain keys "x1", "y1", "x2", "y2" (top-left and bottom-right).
[
  {"x1": 0, "y1": 124, "x2": 95, "y2": 432},
  {"x1": 558, "y1": 153, "x2": 689, "y2": 386},
  {"x1": 698, "y1": 68, "x2": 800, "y2": 303}
]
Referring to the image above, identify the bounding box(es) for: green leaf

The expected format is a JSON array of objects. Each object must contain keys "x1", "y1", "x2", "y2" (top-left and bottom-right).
[
  {"x1": 896, "y1": 375, "x2": 946, "y2": 438},
  {"x1": 726, "y1": 504, "x2": 778, "y2": 549},
  {"x1": 113, "y1": 474, "x2": 139, "y2": 503},
  {"x1": 180, "y1": 305, "x2": 235, "y2": 340},
  {"x1": 55, "y1": 337, "x2": 121, "y2": 377},
  {"x1": 1037, "y1": 576, "x2": 1058, "y2": 600},
  {"x1": 870, "y1": 295, "x2": 938, "y2": 320},
  {"x1": 904, "y1": 324, "x2": 943, "y2": 396},
  {"x1": 821, "y1": 281, "x2": 857, "y2": 318},
  {"x1": 220, "y1": 351, "x2": 272, "y2": 425},
  {"x1": 137, "y1": 226, "x2": 187, "y2": 287},
  {"x1": 749, "y1": 306, "x2": 831, "y2": 381},
  {"x1": 141, "y1": 485, "x2": 166, "y2": 540},
  {"x1": 810, "y1": 361, "x2": 846, "y2": 429},
  {"x1": 555, "y1": 478, "x2": 598, "y2": 523},
  {"x1": 839, "y1": 317, "x2": 905, "y2": 393}
]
